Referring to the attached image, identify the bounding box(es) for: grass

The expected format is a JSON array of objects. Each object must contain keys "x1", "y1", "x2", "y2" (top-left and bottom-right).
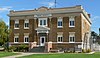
[
  {"x1": 0, "y1": 52, "x2": 18, "y2": 57},
  {"x1": 18, "y1": 52, "x2": 100, "y2": 58}
]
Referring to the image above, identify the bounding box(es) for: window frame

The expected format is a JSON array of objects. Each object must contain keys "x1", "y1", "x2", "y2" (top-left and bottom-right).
[
  {"x1": 38, "y1": 18, "x2": 47, "y2": 27},
  {"x1": 24, "y1": 36, "x2": 29, "y2": 43},
  {"x1": 14, "y1": 36, "x2": 19, "y2": 43},
  {"x1": 69, "y1": 32, "x2": 75, "y2": 43},
  {"x1": 24, "y1": 19, "x2": 29, "y2": 29},
  {"x1": 57, "y1": 17, "x2": 63, "y2": 28},
  {"x1": 69, "y1": 16, "x2": 75, "y2": 27},
  {"x1": 57, "y1": 35, "x2": 63, "y2": 43},
  {"x1": 14, "y1": 20, "x2": 19, "y2": 29}
]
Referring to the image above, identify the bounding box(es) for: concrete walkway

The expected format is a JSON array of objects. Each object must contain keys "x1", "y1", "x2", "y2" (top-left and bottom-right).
[
  {"x1": 2, "y1": 52, "x2": 34, "y2": 58},
  {"x1": 86, "y1": 51, "x2": 95, "y2": 54},
  {"x1": 2, "y1": 52, "x2": 51, "y2": 58}
]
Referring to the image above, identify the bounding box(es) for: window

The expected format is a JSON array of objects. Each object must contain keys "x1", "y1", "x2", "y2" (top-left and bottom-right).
[
  {"x1": 14, "y1": 20, "x2": 19, "y2": 29},
  {"x1": 24, "y1": 20, "x2": 29, "y2": 29},
  {"x1": 57, "y1": 35, "x2": 63, "y2": 43},
  {"x1": 39, "y1": 18, "x2": 47, "y2": 26},
  {"x1": 14, "y1": 36, "x2": 19, "y2": 43},
  {"x1": 57, "y1": 17, "x2": 63, "y2": 28},
  {"x1": 24, "y1": 36, "x2": 29, "y2": 43},
  {"x1": 69, "y1": 32, "x2": 75, "y2": 43},
  {"x1": 69, "y1": 16, "x2": 75, "y2": 27}
]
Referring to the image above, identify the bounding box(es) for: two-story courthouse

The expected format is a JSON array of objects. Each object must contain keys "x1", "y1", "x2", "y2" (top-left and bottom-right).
[{"x1": 8, "y1": 5, "x2": 91, "y2": 52}]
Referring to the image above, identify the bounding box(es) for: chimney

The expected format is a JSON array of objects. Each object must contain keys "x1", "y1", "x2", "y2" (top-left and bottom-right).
[{"x1": 88, "y1": 14, "x2": 91, "y2": 18}]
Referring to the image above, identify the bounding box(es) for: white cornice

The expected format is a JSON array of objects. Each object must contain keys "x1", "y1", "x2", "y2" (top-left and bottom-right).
[
  {"x1": 82, "y1": 10, "x2": 92, "y2": 24},
  {"x1": 8, "y1": 9, "x2": 82, "y2": 16},
  {"x1": 8, "y1": 6, "x2": 91, "y2": 24}
]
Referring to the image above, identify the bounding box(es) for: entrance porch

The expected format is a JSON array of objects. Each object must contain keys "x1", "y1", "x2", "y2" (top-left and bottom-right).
[{"x1": 34, "y1": 26, "x2": 50, "y2": 47}]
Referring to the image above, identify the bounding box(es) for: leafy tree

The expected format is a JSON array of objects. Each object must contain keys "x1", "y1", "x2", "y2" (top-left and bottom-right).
[
  {"x1": 0, "y1": 19, "x2": 10, "y2": 49},
  {"x1": 91, "y1": 31, "x2": 100, "y2": 44},
  {"x1": 91, "y1": 31, "x2": 98, "y2": 37},
  {"x1": 99, "y1": 28, "x2": 100, "y2": 36}
]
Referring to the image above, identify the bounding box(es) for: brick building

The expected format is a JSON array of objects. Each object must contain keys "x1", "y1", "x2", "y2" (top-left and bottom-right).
[{"x1": 8, "y1": 5, "x2": 91, "y2": 52}]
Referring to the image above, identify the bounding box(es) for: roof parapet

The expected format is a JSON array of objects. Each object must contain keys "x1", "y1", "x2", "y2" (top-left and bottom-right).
[
  {"x1": 10, "y1": 10, "x2": 14, "y2": 13},
  {"x1": 75, "y1": 5, "x2": 83, "y2": 9}
]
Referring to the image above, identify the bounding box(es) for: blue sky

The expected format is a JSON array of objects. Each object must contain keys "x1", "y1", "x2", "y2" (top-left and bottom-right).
[{"x1": 0, "y1": 0, "x2": 100, "y2": 34}]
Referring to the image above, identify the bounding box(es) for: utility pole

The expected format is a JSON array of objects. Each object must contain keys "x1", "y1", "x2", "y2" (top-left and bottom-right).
[{"x1": 55, "y1": 0, "x2": 57, "y2": 8}]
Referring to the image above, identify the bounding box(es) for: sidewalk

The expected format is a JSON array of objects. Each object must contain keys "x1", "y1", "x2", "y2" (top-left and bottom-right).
[
  {"x1": 86, "y1": 51, "x2": 95, "y2": 54},
  {"x1": 2, "y1": 52, "x2": 50, "y2": 58},
  {"x1": 2, "y1": 52, "x2": 34, "y2": 58}
]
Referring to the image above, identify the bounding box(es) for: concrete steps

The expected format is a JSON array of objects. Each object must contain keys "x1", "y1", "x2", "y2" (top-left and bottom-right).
[{"x1": 29, "y1": 46, "x2": 45, "y2": 52}]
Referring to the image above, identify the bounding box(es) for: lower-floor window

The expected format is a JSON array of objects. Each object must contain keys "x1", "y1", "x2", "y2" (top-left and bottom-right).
[
  {"x1": 14, "y1": 36, "x2": 19, "y2": 43},
  {"x1": 69, "y1": 32, "x2": 75, "y2": 43},
  {"x1": 69, "y1": 37, "x2": 75, "y2": 42},
  {"x1": 24, "y1": 36, "x2": 29, "y2": 43},
  {"x1": 57, "y1": 35, "x2": 63, "y2": 42}
]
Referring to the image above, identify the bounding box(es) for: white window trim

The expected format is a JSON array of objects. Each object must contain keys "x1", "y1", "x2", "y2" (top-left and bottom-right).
[
  {"x1": 24, "y1": 19, "x2": 29, "y2": 29},
  {"x1": 57, "y1": 17, "x2": 63, "y2": 28},
  {"x1": 38, "y1": 18, "x2": 47, "y2": 27},
  {"x1": 69, "y1": 16, "x2": 75, "y2": 27},
  {"x1": 14, "y1": 36, "x2": 19, "y2": 43},
  {"x1": 24, "y1": 36, "x2": 29, "y2": 43},
  {"x1": 14, "y1": 28, "x2": 19, "y2": 29},
  {"x1": 14, "y1": 20, "x2": 19, "y2": 29},
  {"x1": 57, "y1": 35, "x2": 63, "y2": 43},
  {"x1": 69, "y1": 32, "x2": 75, "y2": 43}
]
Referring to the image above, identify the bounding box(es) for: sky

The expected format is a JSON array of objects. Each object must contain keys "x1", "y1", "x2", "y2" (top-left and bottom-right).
[{"x1": 0, "y1": 0, "x2": 100, "y2": 34}]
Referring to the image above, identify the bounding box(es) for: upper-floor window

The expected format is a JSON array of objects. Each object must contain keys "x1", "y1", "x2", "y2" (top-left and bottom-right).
[
  {"x1": 24, "y1": 36, "x2": 29, "y2": 43},
  {"x1": 39, "y1": 18, "x2": 47, "y2": 27},
  {"x1": 24, "y1": 20, "x2": 29, "y2": 29},
  {"x1": 57, "y1": 17, "x2": 63, "y2": 28},
  {"x1": 69, "y1": 32, "x2": 75, "y2": 43},
  {"x1": 69, "y1": 16, "x2": 75, "y2": 27},
  {"x1": 14, "y1": 20, "x2": 19, "y2": 29},
  {"x1": 14, "y1": 36, "x2": 19, "y2": 43}
]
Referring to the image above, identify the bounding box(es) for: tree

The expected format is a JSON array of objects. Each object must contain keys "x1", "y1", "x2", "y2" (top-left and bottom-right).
[
  {"x1": 0, "y1": 19, "x2": 10, "y2": 47},
  {"x1": 99, "y1": 28, "x2": 100, "y2": 36},
  {"x1": 91, "y1": 31, "x2": 98, "y2": 37},
  {"x1": 91, "y1": 31, "x2": 99, "y2": 44}
]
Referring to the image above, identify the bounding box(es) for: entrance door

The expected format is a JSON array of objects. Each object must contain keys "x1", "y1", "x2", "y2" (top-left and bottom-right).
[{"x1": 40, "y1": 36, "x2": 45, "y2": 46}]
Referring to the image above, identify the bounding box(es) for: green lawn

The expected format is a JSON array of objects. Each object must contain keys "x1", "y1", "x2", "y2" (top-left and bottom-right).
[
  {"x1": 18, "y1": 52, "x2": 100, "y2": 58},
  {"x1": 0, "y1": 52, "x2": 18, "y2": 57}
]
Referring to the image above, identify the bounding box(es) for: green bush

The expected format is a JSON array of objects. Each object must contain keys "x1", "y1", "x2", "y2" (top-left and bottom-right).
[
  {"x1": 9, "y1": 44, "x2": 29, "y2": 52},
  {"x1": 82, "y1": 49, "x2": 91, "y2": 53},
  {"x1": 86, "y1": 49, "x2": 91, "y2": 53},
  {"x1": 82, "y1": 49, "x2": 86, "y2": 53},
  {"x1": 18, "y1": 44, "x2": 28, "y2": 52},
  {"x1": 9, "y1": 45, "x2": 16, "y2": 52}
]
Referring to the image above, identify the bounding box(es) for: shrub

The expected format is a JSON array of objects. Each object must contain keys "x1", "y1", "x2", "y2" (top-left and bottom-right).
[
  {"x1": 64, "y1": 50, "x2": 68, "y2": 53},
  {"x1": 18, "y1": 44, "x2": 28, "y2": 52},
  {"x1": 9, "y1": 44, "x2": 29, "y2": 52},
  {"x1": 82, "y1": 49, "x2": 91, "y2": 53},
  {"x1": 9, "y1": 45, "x2": 16, "y2": 52},
  {"x1": 86, "y1": 49, "x2": 91, "y2": 53},
  {"x1": 82, "y1": 49, "x2": 86, "y2": 53}
]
